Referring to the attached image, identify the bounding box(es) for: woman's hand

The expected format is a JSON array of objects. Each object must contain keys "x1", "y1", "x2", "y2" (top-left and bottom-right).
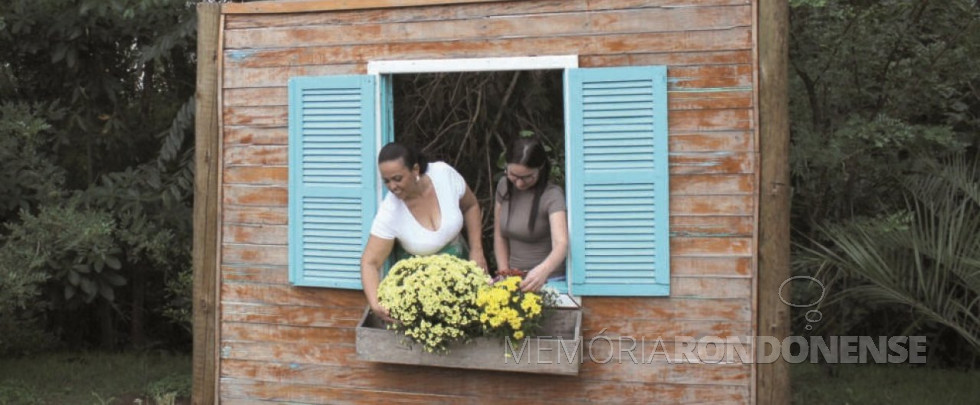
[
  {"x1": 470, "y1": 251, "x2": 489, "y2": 274},
  {"x1": 520, "y1": 266, "x2": 550, "y2": 292},
  {"x1": 361, "y1": 236, "x2": 396, "y2": 323},
  {"x1": 370, "y1": 300, "x2": 396, "y2": 324}
]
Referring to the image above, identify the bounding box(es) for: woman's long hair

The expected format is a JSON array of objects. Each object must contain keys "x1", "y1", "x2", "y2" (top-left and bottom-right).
[{"x1": 500, "y1": 136, "x2": 551, "y2": 232}]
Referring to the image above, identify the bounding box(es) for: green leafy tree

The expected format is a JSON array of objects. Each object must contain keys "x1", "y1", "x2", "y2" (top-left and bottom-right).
[
  {"x1": 0, "y1": 104, "x2": 64, "y2": 355},
  {"x1": 790, "y1": 0, "x2": 980, "y2": 231},
  {"x1": 0, "y1": 0, "x2": 198, "y2": 350}
]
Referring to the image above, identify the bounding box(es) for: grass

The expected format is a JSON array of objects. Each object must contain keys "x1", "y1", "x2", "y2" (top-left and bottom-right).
[
  {"x1": 0, "y1": 351, "x2": 190, "y2": 405},
  {"x1": 792, "y1": 362, "x2": 980, "y2": 405}
]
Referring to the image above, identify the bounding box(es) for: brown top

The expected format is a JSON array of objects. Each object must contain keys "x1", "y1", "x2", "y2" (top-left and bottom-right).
[{"x1": 496, "y1": 176, "x2": 566, "y2": 274}]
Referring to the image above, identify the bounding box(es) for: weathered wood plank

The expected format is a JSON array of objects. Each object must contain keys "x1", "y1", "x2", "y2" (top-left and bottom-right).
[
  {"x1": 588, "y1": 5, "x2": 750, "y2": 34},
  {"x1": 222, "y1": 282, "x2": 365, "y2": 308},
  {"x1": 670, "y1": 216, "x2": 753, "y2": 238},
  {"x1": 581, "y1": 319, "x2": 753, "y2": 343},
  {"x1": 225, "y1": 6, "x2": 749, "y2": 50},
  {"x1": 582, "y1": 297, "x2": 751, "y2": 322},
  {"x1": 225, "y1": 87, "x2": 287, "y2": 107},
  {"x1": 224, "y1": 145, "x2": 287, "y2": 166},
  {"x1": 587, "y1": 0, "x2": 751, "y2": 9},
  {"x1": 220, "y1": 363, "x2": 749, "y2": 404},
  {"x1": 669, "y1": 90, "x2": 753, "y2": 110},
  {"x1": 221, "y1": 340, "x2": 356, "y2": 364},
  {"x1": 669, "y1": 277, "x2": 752, "y2": 299},
  {"x1": 670, "y1": 152, "x2": 755, "y2": 175},
  {"x1": 223, "y1": 205, "x2": 287, "y2": 226},
  {"x1": 222, "y1": 321, "x2": 353, "y2": 344},
  {"x1": 221, "y1": 303, "x2": 364, "y2": 328},
  {"x1": 669, "y1": 65, "x2": 752, "y2": 90},
  {"x1": 669, "y1": 131, "x2": 753, "y2": 152},
  {"x1": 225, "y1": 0, "x2": 752, "y2": 29},
  {"x1": 223, "y1": 28, "x2": 751, "y2": 69},
  {"x1": 220, "y1": 358, "x2": 750, "y2": 395},
  {"x1": 222, "y1": 244, "x2": 287, "y2": 266},
  {"x1": 670, "y1": 109, "x2": 753, "y2": 131},
  {"x1": 670, "y1": 174, "x2": 754, "y2": 195},
  {"x1": 224, "y1": 106, "x2": 286, "y2": 127},
  {"x1": 671, "y1": 256, "x2": 752, "y2": 278},
  {"x1": 224, "y1": 166, "x2": 286, "y2": 185},
  {"x1": 223, "y1": 185, "x2": 287, "y2": 206},
  {"x1": 208, "y1": 398, "x2": 308, "y2": 405},
  {"x1": 578, "y1": 358, "x2": 750, "y2": 384},
  {"x1": 224, "y1": 126, "x2": 287, "y2": 146},
  {"x1": 223, "y1": 224, "x2": 287, "y2": 245},
  {"x1": 223, "y1": 0, "x2": 508, "y2": 15},
  {"x1": 577, "y1": 339, "x2": 754, "y2": 365},
  {"x1": 220, "y1": 378, "x2": 467, "y2": 405},
  {"x1": 223, "y1": 355, "x2": 743, "y2": 387},
  {"x1": 671, "y1": 195, "x2": 754, "y2": 216},
  {"x1": 581, "y1": 49, "x2": 752, "y2": 67},
  {"x1": 223, "y1": 63, "x2": 359, "y2": 89},
  {"x1": 222, "y1": 378, "x2": 749, "y2": 405},
  {"x1": 672, "y1": 237, "x2": 753, "y2": 257},
  {"x1": 224, "y1": 0, "x2": 576, "y2": 29},
  {"x1": 222, "y1": 265, "x2": 289, "y2": 284}
]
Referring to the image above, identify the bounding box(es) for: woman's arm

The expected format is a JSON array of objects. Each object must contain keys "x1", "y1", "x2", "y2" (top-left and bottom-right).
[
  {"x1": 520, "y1": 210, "x2": 568, "y2": 292},
  {"x1": 492, "y1": 201, "x2": 509, "y2": 272},
  {"x1": 459, "y1": 186, "x2": 488, "y2": 271},
  {"x1": 360, "y1": 235, "x2": 396, "y2": 321}
]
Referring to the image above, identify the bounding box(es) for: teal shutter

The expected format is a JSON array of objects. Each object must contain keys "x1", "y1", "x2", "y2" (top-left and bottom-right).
[
  {"x1": 566, "y1": 66, "x2": 670, "y2": 296},
  {"x1": 288, "y1": 75, "x2": 377, "y2": 288}
]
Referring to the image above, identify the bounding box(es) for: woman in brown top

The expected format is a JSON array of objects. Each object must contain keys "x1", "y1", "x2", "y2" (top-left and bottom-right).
[{"x1": 494, "y1": 136, "x2": 569, "y2": 292}]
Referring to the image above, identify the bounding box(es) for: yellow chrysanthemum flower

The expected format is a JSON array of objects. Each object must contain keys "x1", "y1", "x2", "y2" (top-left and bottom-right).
[
  {"x1": 377, "y1": 254, "x2": 487, "y2": 353},
  {"x1": 475, "y1": 274, "x2": 557, "y2": 345}
]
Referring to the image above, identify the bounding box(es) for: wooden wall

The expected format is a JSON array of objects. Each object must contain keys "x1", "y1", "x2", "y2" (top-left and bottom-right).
[{"x1": 218, "y1": 0, "x2": 757, "y2": 403}]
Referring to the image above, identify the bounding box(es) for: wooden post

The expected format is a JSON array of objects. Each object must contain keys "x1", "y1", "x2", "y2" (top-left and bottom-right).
[
  {"x1": 757, "y1": 0, "x2": 791, "y2": 404},
  {"x1": 192, "y1": 3, "x2": 221, "y2": 404}
]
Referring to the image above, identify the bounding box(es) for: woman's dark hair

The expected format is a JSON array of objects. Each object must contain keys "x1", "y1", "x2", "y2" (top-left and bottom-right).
[
  {"x1": 500, "y1": 136, "x2": 551, "y2": 232},
  {"x1": 378, "y1": 142, "x2": 429, "y2": 173}
]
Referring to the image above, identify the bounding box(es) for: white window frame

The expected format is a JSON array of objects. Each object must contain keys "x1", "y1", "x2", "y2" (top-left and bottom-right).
[{"x1": 367, "y1": 55, "x2": 580, "y2": 307}]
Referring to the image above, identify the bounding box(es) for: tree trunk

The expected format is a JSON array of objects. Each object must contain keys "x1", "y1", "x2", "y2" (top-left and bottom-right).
[
  {"x1": 99, "y1": 299, "x2": 116, "y2": 350},
  {"x1": 130, "y1": 267, "x2": 146, "y2": 347}
]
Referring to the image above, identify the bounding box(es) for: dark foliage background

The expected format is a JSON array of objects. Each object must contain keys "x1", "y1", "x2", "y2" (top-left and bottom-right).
[
  {"x1": 0, "y1": 0, "x2": 197, "y2": 354},
  {"x1": 788, "y1": 0, "x2": 980, "y2": 368}
]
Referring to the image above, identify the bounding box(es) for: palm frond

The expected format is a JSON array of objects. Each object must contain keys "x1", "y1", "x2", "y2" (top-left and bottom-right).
[{"x1": 798, "y1": 154, "x2": 980, "y2": 353}]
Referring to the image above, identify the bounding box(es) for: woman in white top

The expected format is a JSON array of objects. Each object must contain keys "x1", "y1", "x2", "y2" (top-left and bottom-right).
[{"x1": 360, "y1": 142, "x2": 487, "y2": 321}]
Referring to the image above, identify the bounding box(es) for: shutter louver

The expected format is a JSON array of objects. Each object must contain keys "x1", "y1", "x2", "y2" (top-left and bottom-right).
[
  {"x1": 289, "y1": 75, "x2": 377, "y2": 288},
  {"x1": 567, "y1": 66, "x2": 670, "y2": 296}
]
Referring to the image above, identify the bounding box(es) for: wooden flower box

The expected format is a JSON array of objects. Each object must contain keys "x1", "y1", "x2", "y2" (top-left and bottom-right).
[{"x1": 355, "y1": 307, "x2": 582, "y2": 376}]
